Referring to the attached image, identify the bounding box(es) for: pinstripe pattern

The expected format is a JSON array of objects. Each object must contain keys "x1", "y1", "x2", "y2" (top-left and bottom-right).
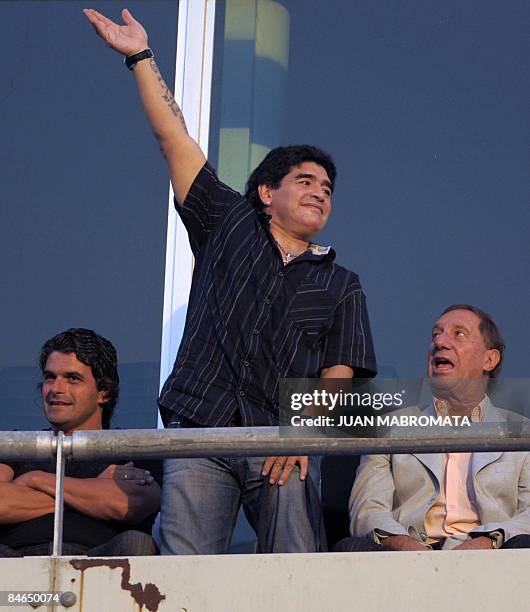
[{"x1": 158, "y1": 163, "x2": 377, "y2": 426}]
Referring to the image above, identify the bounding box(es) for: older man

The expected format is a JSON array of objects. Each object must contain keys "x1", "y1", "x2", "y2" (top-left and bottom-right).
[{"x1": 336, "y1": 304, "x2": 530, "y2": 552}]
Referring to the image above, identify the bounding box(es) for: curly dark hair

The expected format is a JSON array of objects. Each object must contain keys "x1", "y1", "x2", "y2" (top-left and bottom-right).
[
  {"x1": 440, "y1": 304, "x2": 505, "y2": 382},
  {"x1": 245, "y1": 144, "x2": 337, "y2": 209},
  {"x1": 39, "y1": 328, "x2": 119, "y2": 429}
]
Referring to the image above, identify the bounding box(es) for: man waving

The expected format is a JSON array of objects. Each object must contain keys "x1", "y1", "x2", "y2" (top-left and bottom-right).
[{"x1": 84, "y1": 8, "x2": 377, "y2": 554}]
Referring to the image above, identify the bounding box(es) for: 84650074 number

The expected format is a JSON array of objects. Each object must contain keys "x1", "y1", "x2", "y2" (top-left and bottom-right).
[{"x1": 0, "y1": 591, "x2": 61, "y2": 606}]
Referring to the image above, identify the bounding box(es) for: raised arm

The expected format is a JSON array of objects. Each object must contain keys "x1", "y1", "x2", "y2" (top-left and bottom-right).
[
  {"x1": 0, "y1": 464, "x2": 55, "y2": 524},
  {"x1": 83, "y1": 7, "x2": 206, "y2": 205}
]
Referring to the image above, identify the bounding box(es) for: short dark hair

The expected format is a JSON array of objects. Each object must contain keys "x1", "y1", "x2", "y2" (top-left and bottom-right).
[
  {"x1": 39, "y1": 328, "x2": 119, "y2": 429},
  {"x1": 245, "y1": 145, "x2": 337, "y2": 209},
  {"x1": 440, "y1": 304, "x2": 505, "y2": 381}
]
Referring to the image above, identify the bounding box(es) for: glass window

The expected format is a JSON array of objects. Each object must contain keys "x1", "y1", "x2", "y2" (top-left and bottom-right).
[
  {"x1": 208, "y1": 0, "x2": 530, "y2": 379},
  {"x1": 208, "y1": 0, "x2": 530, "y2": 551}
]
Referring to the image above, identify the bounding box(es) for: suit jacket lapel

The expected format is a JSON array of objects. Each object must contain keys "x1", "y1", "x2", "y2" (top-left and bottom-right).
[
  {"x1": 471, "y1": 397, "x2": 503, "y2": 476},
  {"x1": 412, "y1": 404, "x2": 444, "y2": 486},
  {"x1": 471, "y1": 451, "x2": 502, "y2": 477},
  {"x1": 412, "y1": 452, "x2": 444, "y2": 486},
  {"x1": 410, "y1": 397, "x2": 505, "y2": 483}
]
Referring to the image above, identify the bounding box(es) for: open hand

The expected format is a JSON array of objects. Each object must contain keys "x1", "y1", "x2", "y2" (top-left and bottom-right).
[
  {"x1": 83, "y1": 8, "x2": 148, "y2": 56},
  {"x1": 262, "y1": 456, "x2": 308, "y2": 485}
]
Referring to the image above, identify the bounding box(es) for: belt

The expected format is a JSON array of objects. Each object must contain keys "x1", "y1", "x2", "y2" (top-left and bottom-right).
[{"x1": 168, "y1": 412, "x2": 241, "y2": 428}]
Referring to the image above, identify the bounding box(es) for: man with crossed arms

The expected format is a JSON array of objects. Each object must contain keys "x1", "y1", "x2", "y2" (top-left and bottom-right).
[{"x1": 0, "y1": 328, "x2": 160, "y2": 556}]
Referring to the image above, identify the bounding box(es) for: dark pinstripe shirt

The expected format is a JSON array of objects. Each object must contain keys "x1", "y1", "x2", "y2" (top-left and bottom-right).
[{"x1": 158, "y1": 163, "x2": 377, "y2": 427}]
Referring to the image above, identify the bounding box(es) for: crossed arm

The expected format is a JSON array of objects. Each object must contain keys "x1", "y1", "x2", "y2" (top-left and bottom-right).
[
  {"x1": 0, "y1": 464, "x2": 55, "y2": 524},
  {"x1": 0, "y1": 462, "x2": 161, "y2": 525}
]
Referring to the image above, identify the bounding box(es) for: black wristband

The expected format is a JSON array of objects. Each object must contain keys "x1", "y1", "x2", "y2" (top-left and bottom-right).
[{"x1": 125, "y1": 48, "x2": 154, "y2": 71}]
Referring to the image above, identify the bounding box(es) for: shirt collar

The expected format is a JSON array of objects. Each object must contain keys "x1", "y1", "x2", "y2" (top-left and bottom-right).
[
  {"x1": 434, "y1": 395, "x2": 490, "y2": 423},
  {"x1": 254, "y1": 206, "x2": 336, "y2": 262},
  {"x1": 255, "y1": 207, "x2": 272, "y2": 226},
  {"x1": 308, "y1": 243, "x2": 332, "y2": 256}
]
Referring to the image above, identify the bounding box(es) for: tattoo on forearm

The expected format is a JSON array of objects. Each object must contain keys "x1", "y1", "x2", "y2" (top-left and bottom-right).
[{"x1": 149, "y1": 58, "x2": 188, "y2": 133}]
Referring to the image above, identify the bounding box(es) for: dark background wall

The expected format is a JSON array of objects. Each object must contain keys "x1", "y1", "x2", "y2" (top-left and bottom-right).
[
  {"x1": 2, "y1": 0, "x2": 528, "y2": 554},
  {"x1": 1, "y1": 1, "x2": 179, "y2": 428},
  {"x1": 209, "y1": 0, "x2": 529, "y2": 380},
  {"x1": 2, "y1": 0, "x2": 529, "y2": 430},
  {"x1": 282, "y1": 0, "x2": 529, "y2": 379}
]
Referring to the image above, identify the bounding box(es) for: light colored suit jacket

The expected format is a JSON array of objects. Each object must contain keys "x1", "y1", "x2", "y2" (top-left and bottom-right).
[{"x1": 350, "y1": 399, "x2": 530, "y2": 549}]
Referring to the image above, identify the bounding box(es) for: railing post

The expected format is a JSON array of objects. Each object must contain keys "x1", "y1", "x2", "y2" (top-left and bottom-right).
[{"x1": 52, "y1": 431, "x2": 66, "y2": 557}]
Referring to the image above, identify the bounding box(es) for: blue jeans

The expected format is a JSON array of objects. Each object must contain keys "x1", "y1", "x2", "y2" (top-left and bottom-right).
[{"x1": 159, "y1": 455, "x2": 324, "y2": 554}]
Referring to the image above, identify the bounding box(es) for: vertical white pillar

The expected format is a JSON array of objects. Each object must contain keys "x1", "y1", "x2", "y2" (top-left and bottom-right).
[{"x1": 158, "y1": 0, "x2": 216, "y2": 426}]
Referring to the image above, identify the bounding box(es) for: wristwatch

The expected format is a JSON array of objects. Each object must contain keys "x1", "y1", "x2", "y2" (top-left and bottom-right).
[
  {"x1": 125, "y1": 48, "x2": 154, "y2": 71},
  {"x1": 487, "y1": 531, "x2": 503, "y2": 549}
]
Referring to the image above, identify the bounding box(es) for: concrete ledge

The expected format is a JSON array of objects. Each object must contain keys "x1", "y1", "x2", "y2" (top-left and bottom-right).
[{"x1": 1, "y1": 551, "x2": 528, "y2": 611}]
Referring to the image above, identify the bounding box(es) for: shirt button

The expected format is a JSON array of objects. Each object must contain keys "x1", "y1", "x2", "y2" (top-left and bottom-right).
[
  {"x1": 243, "y1": 360, "x2": 250, "y2": 367},
  {"x1": 253, "y1": 329, "x2": 259, "y2": 335},
  {"x1": 449, "y1": 504, "x2": 455, "y2": 510},
  {"x1": 278, "y1": 271, "x2": 284, "y2": 277},
  {"x1": 265, "y1": 297, "x2": 271, "y2": 304},
  {"x1": 239, "y1": 390, "x2": 245, "y2": 397}
]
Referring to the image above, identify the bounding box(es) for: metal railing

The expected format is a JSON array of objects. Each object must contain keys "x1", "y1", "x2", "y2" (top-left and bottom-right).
[{"x1": 4, "y1": 425, "x2": 530, "y2": 556}]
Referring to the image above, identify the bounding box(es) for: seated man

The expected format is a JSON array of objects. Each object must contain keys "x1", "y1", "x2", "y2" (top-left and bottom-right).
[
  {"x1": 336, "y1": 304, "x2": 530, "y2": 552},
  {"x1": 0, "y1": 328, "x2": 161, "y2": 557}
]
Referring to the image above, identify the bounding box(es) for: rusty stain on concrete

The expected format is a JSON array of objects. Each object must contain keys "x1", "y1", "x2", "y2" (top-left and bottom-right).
[{"x1": 69, "y1": 558, "x2": 166, "y2": 611}]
